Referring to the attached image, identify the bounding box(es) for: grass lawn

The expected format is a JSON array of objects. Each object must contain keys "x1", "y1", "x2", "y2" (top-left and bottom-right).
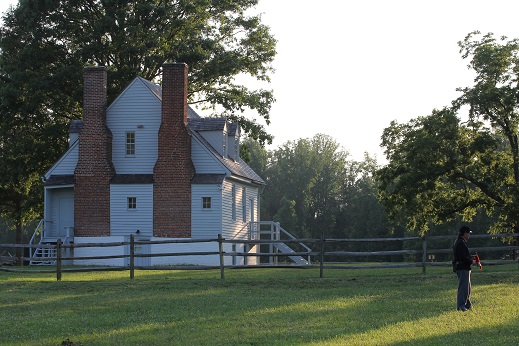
[{"x1": 1, "y1": 263, "x2": 518, "y2": 345}]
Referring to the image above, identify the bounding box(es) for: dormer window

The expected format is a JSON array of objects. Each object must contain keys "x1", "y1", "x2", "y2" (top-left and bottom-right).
[{"x1": 126, "y1": 131, "x2": 135, "y2": 156}]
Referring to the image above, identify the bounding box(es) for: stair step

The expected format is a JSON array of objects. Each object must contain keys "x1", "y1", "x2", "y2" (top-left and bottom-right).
[
  {"x1": 273, "y1": 242, "x2": 308, "y2": 265},
  {"x1": 30, "y1": 245, "x2": 58, "y2": 266}
]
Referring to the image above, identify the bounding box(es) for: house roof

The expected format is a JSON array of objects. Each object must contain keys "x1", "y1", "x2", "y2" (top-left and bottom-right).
[
  {"x1": 139, "y1": 76, "x2": 263, "y2": 185},
  {"x1": 191, "y1": 174, "x2": 226, "y2": 184},
  {"x1": 189, "y1": 129, "x2": 265, "y2": 185},
  {"x1": 44, "y1": 175, "x2": 74, "y2": 186},
  {"x1": 138, "y1": 77, "x2": 162, "y2": 100},
  {"x1": 111, "y1": 174, "x2": 154, "y2": 184},
  {"x1": 188, "y1": 106, "x2": 201, "y2": 119},
  {"x1": 69, "y1": 120, "x2": 83, "y2": 133},
  {"x1": 188, "y1": 117, "x2": 227, "y2": 131},
  {"x1": 61, "y1": 76, "x2": 264, "y2": 187}
]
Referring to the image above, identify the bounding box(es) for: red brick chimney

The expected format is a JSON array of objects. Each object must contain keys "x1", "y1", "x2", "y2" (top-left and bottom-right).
[
  {"x1": 153, "y1": 63, "x2": 195, "y2": 238},
  {"x1": 74, "y1": 66, "x2": 115, "y2": 236}
]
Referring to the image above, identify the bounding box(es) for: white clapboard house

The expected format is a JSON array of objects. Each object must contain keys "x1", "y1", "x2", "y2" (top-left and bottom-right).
[{"x1": 30, "y1": 63, "x2": 308, "y2": 267}]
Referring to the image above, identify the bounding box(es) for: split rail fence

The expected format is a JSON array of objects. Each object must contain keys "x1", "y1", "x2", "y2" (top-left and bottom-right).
[{"x1": 1, "y1": 233, "x2": 518, "y2": 281}]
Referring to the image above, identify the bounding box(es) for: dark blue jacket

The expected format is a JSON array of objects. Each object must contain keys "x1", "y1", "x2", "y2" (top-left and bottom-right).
[{"x1": 453, "y1": 236, "x2": 472, "y2": 271}]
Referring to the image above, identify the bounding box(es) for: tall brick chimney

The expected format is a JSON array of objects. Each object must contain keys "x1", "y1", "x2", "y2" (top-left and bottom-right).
[
  {"x1": 74, "y1": 66, "x2": 115, "y2": 237},
  {"x1": 153, "y1": 63, "x2": 195, "y2": 238}
]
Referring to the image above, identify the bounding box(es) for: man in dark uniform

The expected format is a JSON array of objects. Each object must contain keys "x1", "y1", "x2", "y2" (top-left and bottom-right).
[{"x1": 453, "y1": 226, "x2": 476, "y2": 311}]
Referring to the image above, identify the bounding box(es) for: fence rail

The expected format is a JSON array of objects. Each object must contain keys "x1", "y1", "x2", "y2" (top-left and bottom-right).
[{"x1": 1, "y1": 233, "x2": 518, "y2": 280}]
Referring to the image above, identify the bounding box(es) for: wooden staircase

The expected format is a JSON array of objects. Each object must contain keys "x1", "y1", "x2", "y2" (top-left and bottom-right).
[
  {"x1": 29, "y1": 220, "x2": 59, "y2": 266},
  {"x1": 244, "y1": 221, "x2": 311, "y2": 265},
  {"x1": 30, "y1": 239, "x2": 58, "y2": 266}
]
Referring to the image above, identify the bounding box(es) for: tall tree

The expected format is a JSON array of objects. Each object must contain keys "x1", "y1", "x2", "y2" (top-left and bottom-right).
[
  {"x1": 377, "y1": 32, "x2": 519, "y2": 236},
  {"x1": 241, "y1": 138, "x2": 270, "y2": 219},
  {"x1": 0, "y1": 0, "x2": 276, "y2": 251},
  {"x1": 339, "y1": 154, "x2": 392, "y2": 239},
  {"x1": 272, "y1": 196, "x2": 297, "y2": 232},
  {"x1": 1, "y1": 0, "x2": 276, "y2": 139},
  {"x1": 264, "y1": 134, "x2": 349, "y2": 238}
]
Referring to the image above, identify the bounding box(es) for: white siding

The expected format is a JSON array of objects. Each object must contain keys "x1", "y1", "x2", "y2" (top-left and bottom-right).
[
  {"x1": 244, "y1": 185, "x2": 257, "y2": 224},
  {"x1": 221, "y1": 181, "x2": 259, "y2": 239},
  {"x1": 107, "y1": 78, "x2": 161, "y2": 174},
  {"x1": 110, "y1": 184, "x2": 153, "y2": 237},
  {"x1": 73, "y1": 236, "x2": 126, "y2": 266},
  {"x1": 73, "y1": 236, "x2": 241, "y2": 266},
  {"x1": 69, "y1": 134, "x2": 78, "y2": 147},
  {"x1": 199, "y1": 130, "x2": 225, "y2": 157},
  {"x1": 191, "y1": 184, "x2": 223, "y2": 239},
  {"x1": 150, "y1": 240, "x2": 223, "y2": 266},
  {"x1": 227, "y1": 133, "x2": 239, "y2": 162},
  {"x1": 44, "y1": 142, "x2": 79, "y2": 178},
  {"x1": 192, "y1": 138, "x2": 228, "y2": 174}
]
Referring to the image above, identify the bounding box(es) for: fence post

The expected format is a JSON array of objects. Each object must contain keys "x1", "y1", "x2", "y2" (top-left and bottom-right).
[
  {"x1": 56, "y1": 239, "x2": 62, "y2": 281},
  {"x1": 218, "y1": 234, "x2": 225, "y2": 279},
  {"x1": 422, "y1": 236, "x2": 427, "y2": 275},
  {"x1": 320, "y1": 234, "x2": 325, "y2": 278},
  {"x1": 243, "y1": 243, "x2": 248, "y2": 266},
  {"x1": 130, "y1": 234, "x2": 135, "y2": 279}
]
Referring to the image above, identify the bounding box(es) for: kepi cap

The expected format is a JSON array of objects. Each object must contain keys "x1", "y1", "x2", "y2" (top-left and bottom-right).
[{"x1": 459, "y1": 226, "x2": 472, "y2": 235}]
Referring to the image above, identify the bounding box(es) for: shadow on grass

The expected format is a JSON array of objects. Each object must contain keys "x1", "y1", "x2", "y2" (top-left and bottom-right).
[{"x1": 1, "y1": 266, "x2": 517, "y2": 345}]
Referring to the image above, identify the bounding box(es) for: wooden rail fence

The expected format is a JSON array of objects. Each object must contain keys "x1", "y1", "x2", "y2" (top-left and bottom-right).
[{"x1": 1, "y1": 233, "x2": 518, "y2": 280}]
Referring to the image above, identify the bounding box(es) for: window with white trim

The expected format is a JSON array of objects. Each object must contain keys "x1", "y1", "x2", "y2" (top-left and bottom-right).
[
  {"x1": 202, "y1": 197, "x2": 212, "y2": 209},
  {"x1": 126, "y1": 131, "x2": 135, "y2": 156},
  {"x1": 127, "y1": 197, "x2": 137, "y2": 210}
]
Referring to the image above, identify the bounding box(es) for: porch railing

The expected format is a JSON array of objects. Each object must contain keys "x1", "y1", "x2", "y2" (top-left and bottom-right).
[
  {"x1": 29, "y1": 220, "x2": 75, "y2": 265},
  {"x1": 29, "y1": 219, "x2": 46, "y2": 260},
  {"x1": 248, "y1": 221, "x2": 312, "y2": 265}
]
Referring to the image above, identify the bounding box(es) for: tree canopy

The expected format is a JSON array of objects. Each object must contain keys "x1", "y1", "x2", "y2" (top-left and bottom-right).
[
  {"x1": 264, "y1": 134, "x2": 348, "y2": 238},
  {"x1": 377, "y1": 32, "x2": 519, "y2": 235},
  {"x1": 0, "y1": 0, "x2": 276, "y2": 244},
  {"x1": 262, "y1": 134, "x2": 391, "y2": 241},
  {"x1": 0, "y1": 0, "x2": 276, "y2": 141}
]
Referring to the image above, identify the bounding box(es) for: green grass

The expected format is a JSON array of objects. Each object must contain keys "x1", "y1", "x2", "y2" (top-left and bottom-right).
[{"x1": 1, "y1": 264, "x2": 518, "y2": 345}]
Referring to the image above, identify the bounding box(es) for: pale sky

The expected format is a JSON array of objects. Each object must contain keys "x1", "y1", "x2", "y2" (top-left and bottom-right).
[
  {"x1": 2, "y1": 0, "x2": 519, "y2": 162},
  {"x1": 251, "y1": 0, "x2": 519, "y2": 162}
]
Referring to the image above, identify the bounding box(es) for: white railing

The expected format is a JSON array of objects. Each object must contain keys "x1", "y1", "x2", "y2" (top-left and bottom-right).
[
  {"x1": 29, "y1": 220, "x2": 74, "y2": 265},
  {"x1": 63, "y1": 227, "x2": 75, "y2": 245},
  {"x1": 29, "y1": 219, "x2": 45, "y2": 260},
  {"x1": 248, "y1": 221, "x2": 312, "y2": 265},
  {"x1": 234, "y1": 222, "x2": 253, "y2": 241}
]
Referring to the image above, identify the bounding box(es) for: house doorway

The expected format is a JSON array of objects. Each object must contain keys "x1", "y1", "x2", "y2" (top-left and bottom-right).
[
  {"x1": 58, "y1": 197, "x2": 74, "y2": 238},
  {"x1": 48, "y1": 194, "x2": 74, "y2": 240}
]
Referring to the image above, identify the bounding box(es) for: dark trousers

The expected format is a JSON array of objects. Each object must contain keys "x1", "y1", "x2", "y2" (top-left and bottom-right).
[{"x1": 456, "y1": 269, "x2": 471, "y2": 310}]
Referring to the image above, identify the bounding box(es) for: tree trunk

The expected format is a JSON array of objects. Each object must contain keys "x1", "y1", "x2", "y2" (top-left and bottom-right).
[
  {"x1": 511, "y1": 134, "x2": 519, "y2": 184},
  {"x1": 16, "y1": 221, "x2": 22, "y2": 266},
  {"x1": 15, "y1": 201, "x2": 23, "y2": 266}
]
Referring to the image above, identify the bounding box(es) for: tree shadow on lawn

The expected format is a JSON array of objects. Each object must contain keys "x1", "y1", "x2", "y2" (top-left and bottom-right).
[
  {"x1": 383, "y1": 319, "x2": 519, "y2": 346},
  {"x1": 0, "y1": 273, "x2": 455, "y2": 345},
  {"x1": 1, "y1": 268, "x2": 516, "y2": 345}
]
